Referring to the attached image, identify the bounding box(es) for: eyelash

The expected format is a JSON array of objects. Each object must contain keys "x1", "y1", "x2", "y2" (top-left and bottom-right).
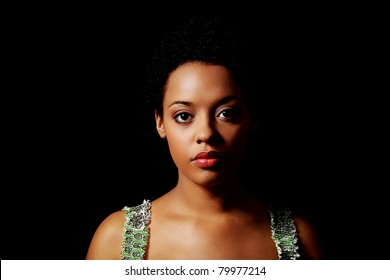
[{"x1": 173, "y1": 109, "x2": 239, "y2": 124}]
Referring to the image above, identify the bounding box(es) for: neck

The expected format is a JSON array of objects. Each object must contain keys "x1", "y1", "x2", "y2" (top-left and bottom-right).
[{"x1": 169, "y1": 176, "x2": 250, "y2": 216}]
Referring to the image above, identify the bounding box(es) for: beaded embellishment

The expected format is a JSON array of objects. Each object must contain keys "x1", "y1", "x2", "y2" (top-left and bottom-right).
[
  {"x1": 120, "y1": 199, "x2": 151, "y2": 260},
  {"x1": 121, "y1": 200, "x2": 299, "y2": 260},
  {"x1": 268, "y1": 206, "x2": 300, "y2": 260}
]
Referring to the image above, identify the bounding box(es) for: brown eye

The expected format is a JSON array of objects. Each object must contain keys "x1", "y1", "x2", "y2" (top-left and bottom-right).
[
  {"x1": 218, "y1": 109, "x2": 239, "y2": 120},
  {"x1": 174, "y1": 112, "x2": 192, "y2": 123}
]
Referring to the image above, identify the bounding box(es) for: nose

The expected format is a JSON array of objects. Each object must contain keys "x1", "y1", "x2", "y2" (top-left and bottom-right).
[{"x1": 195, "y1": 115, "x2": 216, "y2": 144}]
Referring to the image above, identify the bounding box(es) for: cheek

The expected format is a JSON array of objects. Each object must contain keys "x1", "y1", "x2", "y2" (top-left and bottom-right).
[
  {"x1": 165, "y1": 128, "x2": 188, "y2": 158},
  {"x1": 222, "y1": 124, "x2": 250, "y2": 145},
  {"x1": 231, "y1": 128, "x2": 251, "y2": 162}
]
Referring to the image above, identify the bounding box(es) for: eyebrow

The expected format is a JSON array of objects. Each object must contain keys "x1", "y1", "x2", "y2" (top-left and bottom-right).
[{"x1": 167, "y1": 96, "x2": 242, "y2": 109}]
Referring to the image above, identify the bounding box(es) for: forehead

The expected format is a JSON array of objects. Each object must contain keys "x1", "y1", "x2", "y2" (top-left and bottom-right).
[{"x1": 164, "y1": 62, "x2": 243, "y2": 102}]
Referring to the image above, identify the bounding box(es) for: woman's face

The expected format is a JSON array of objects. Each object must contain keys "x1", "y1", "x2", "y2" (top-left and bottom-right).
[{"x1": 155, "y1": 62, "x2": 253, "y2": 187}]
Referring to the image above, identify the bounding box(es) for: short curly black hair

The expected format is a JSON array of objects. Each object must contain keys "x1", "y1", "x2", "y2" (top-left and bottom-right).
[{"x1": 144, "y1": 16, "x2": 256, "y2": 118}]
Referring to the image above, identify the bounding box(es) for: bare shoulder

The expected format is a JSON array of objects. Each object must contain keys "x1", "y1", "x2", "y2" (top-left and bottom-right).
[
  {"x1": 292, "y1": 213, "x2": 323, "y2": 260},
  {"x1": 86, "y1": 210, "x2": 127, "y2": 260}
]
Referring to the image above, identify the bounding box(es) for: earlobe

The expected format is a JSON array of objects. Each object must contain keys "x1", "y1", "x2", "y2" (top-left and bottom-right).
[{"x1": 155, "y1": 111, "x2": 166, "y2": 138}]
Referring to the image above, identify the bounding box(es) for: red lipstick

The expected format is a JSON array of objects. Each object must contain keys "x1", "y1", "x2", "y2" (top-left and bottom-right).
[{"x1": 193, "y1": 151, "x2": 221, "y2": 168}]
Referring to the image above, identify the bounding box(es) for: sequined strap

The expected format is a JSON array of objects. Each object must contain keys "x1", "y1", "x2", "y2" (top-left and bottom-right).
[
  {"x1": 268, "y1": 206, "x2": 300, "y2": 260},
  {"x1": 121, "y1": 199, "x2": 151, "y2": 260}
]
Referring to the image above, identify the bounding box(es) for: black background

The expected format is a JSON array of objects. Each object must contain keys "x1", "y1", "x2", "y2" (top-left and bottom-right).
[{"x1": 2, "y1": 13, "x2": 387, "y2": 260}]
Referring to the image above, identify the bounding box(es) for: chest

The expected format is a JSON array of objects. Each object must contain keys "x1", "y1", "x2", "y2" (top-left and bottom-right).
[
  {"x1": 146, "y1": 218, "x2": 279, "y2": 260},
  {"x1": 121, "y1": 202, "x2": 299, "y2": 260}
]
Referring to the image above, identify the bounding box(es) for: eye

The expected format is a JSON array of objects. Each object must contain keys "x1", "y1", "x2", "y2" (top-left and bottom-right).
[
  {"x1": 174, "y1": 112, "x2": 193, "y2": 123},
  {"x1": 218, "y1": 108, "x2": 239, "y2": 120}
]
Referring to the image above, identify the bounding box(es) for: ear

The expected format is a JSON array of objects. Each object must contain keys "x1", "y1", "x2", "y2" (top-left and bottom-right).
[{"x1": 155, "y1": 110, "x2": 166, "y2": 138}]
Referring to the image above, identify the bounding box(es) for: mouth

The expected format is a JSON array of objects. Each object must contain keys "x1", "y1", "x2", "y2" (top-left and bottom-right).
[{"x1": 192, "y1": 151, "x2": 222, "y2": 168}]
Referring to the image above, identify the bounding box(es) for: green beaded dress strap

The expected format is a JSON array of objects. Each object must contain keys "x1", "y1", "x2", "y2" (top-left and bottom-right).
[
  {"x1": 121, "y1": 200, "x2": 151, "y2": 260},
  {"x1": 268, "y1": 205, "x2": 300, "y2": 260}
]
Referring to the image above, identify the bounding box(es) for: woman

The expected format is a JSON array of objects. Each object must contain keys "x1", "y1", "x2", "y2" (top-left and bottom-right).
[{"x1": 86, "y1": 16, "x2": 322, "y2": 260}]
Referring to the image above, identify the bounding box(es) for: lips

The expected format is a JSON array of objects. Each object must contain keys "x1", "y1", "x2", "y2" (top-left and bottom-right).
[{"x1": 193, "y1": 151, "x2": 222, "y2": 168}]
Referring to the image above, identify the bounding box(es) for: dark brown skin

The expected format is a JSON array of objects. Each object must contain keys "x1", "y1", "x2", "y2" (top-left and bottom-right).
[{"x1": 86, "y1": 63, "x2": 323, "y2": 260}]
